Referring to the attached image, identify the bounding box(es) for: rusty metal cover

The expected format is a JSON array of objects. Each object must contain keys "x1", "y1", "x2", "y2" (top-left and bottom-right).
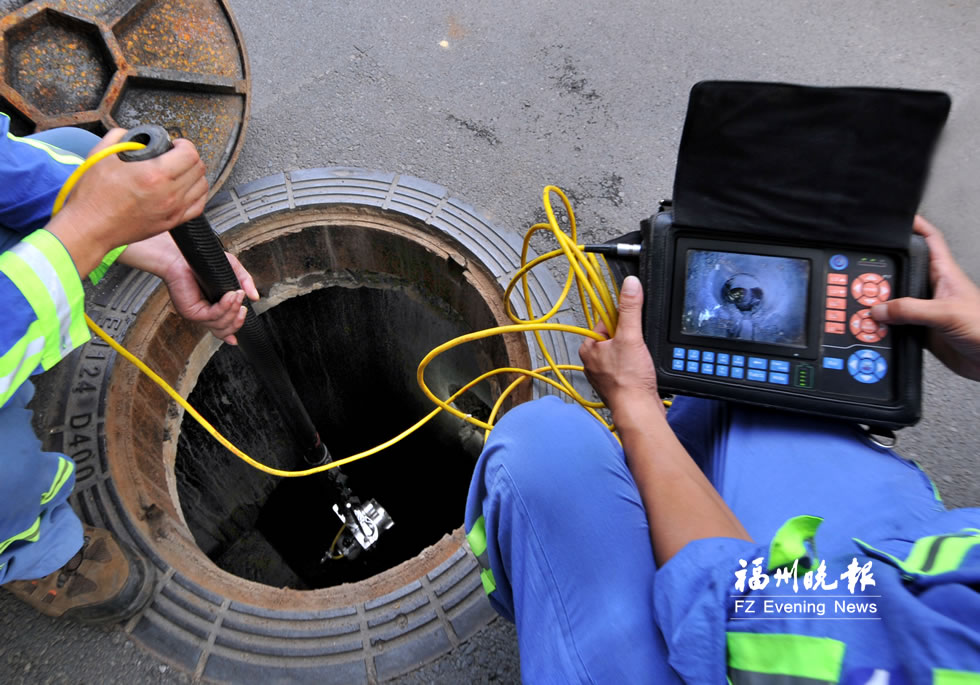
[{"x1": 0, "y1": 0, "x2": 250, "y2": 194}]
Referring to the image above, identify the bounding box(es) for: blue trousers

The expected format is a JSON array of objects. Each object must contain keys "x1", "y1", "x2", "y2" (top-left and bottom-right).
[
  {"x1": 0, "y1": 127, "x2": 100, "y2": 584},
  {"x1": 465, "y1": 395, "x2": 943, "y2": 683}
]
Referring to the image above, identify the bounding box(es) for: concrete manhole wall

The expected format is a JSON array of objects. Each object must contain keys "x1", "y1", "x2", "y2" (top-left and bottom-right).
[{"x1": 32, "y1": 168, "x2": 579, "y2": 682}]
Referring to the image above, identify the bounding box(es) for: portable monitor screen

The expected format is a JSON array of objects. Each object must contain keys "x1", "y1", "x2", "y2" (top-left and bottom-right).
[{"x1": 681, "y1": 249, "x2": 810, "y2": 347}]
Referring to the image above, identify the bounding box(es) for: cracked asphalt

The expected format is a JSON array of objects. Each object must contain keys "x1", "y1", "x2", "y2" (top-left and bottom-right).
[{"x1": 1, "y1": 0, "x2": 978, "y2": 682}]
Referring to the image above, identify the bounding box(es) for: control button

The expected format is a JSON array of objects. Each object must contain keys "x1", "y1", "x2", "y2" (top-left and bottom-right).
[
  {"x1": 732, "y1": 355, "x2": 745, "y2": 367},
  {"x1": 717, "y1": 353, "x2": 731, "y2": 366},
  {"x1": 828, "y1": 273, "x2": 849, "y2": 285},
  {"x1": 702, "y1": 351, "x2": 716, "y2": 363},
  {"x1": 825, "y1": 309, "x2": 846, "y2": 322},
  {"x1": 847, "y1": 349, "x2": 886, "y2": 384},
  {"x1": 822, "y1": 357, "x2": 844, "y2": 370},
  {"x1": 826, "y1": 285, "x2": 848, "y2": 298},
  {"x1": 748, "y1": 357, "x2": 768, "y2": 370},
  {"x1": 848, "y1": 309, "x2": 887, "y2": 343},
  {"x1": 830, "y1": 254, "x2": 849, "y2": 270},
  {"x1": 731, "y1": 367, "x2": 745, "y2": 379},
  {"x1": 701, "y1": 363, "x2": 715, "y2": 375},
  {"x1": 770, "y1": 360, "x2": 790, "y2": 373},
  {"x1": 747, "y1": 369, "x2": 767, "y2": 382},
  {"x1": 851, "y1": 273, "x2": 891, "y2": 307},
  {"x1": 671, "y1": 359, "x2": 685, "y2": 371},
  {"x1": 686, "y1": 361, "x2": 699, "y2": 373},
  {"x1": 769, "y1": 372, "x2": 790, "y2": 385},
  {"x1": 827, "y1": 297, "x2": 847, "y2": 310},
  {"x1": 687, "y1": 349, "x2": 700, "y2": 361},
  {"x1": 825, "y1": 322, "x2": 846, "y2": 335},
  {"x1": 716, "y1": 365, "x2": 730, "y2": 377},
  {"x1": 673, "y1": 347, "x2": 686, "y2": 359}
]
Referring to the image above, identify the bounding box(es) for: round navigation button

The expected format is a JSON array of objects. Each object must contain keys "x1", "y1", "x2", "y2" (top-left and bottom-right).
[
  {"x1": 848, "y1": 309, "x2": 887, "y2": 343},
  {"x1": 848, "y1": 349, "x2": 884, "y2": 384},
  {"x1": 830, "y1": 254, "x2": 848, "y2": 270}
]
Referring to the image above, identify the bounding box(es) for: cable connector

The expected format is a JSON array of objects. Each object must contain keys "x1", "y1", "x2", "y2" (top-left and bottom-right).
[{"x1": 582, "y1": 243, "x2": 642, "y2": 258}]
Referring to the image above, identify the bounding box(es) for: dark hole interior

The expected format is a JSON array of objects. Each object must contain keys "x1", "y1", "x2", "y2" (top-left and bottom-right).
[{"x1": 175, "y1": 276, "x2": 501, "y2": 589}]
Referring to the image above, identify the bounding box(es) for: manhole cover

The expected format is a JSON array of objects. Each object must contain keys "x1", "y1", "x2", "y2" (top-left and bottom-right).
[{"x1": 0, "y1": 0, "x2": 249, "y2": 194}]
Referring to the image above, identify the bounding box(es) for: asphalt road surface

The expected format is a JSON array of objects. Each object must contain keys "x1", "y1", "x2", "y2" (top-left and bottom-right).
[{"x1": 1, "y1": 0, "x2": 978, "y2": 682}]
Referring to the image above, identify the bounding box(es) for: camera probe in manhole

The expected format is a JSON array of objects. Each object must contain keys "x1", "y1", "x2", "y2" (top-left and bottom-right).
[{"x1": 73, "y1": 125, "x2": 394, "y2": 561}]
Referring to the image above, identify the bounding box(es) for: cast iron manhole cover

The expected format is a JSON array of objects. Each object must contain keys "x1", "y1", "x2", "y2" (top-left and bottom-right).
[{"x1": 0, "y1": 0, "x2": 250, "y2": 194}]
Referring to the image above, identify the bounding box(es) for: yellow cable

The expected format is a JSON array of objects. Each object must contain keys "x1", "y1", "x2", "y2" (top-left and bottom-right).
[{"x1": 58, "y1": 141, "x2": 635, "y2": 479}]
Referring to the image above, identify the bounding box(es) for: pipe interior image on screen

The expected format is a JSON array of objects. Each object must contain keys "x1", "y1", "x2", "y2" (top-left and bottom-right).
[{"x1": 681, "y1": 249, "x2": 810, "y2": 346}]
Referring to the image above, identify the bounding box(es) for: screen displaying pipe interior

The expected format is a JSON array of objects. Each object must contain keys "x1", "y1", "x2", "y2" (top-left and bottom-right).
[{"x1": 681, "y1": 249, "x2": 810, "y2": 346}]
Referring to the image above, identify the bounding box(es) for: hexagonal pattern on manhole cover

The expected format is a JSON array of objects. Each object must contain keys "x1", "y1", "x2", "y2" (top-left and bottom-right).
[{"x1": 0, "y1": 0, "x2": 250, "y2": 195}]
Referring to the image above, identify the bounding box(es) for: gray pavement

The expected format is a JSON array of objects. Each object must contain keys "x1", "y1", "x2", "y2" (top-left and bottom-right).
[{"x1": 2, "y1": 0, "x2": 979, "y2": 682}]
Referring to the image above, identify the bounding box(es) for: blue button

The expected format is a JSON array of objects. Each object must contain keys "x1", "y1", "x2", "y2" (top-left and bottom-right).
[
  {"x1": 731, "y1": 367, "x2": 745, "y2": 379},
  {"x1": 749, "y1": 357, "x2": 768, "y2": 370},
  {"x1": 716, "y1": 365, "x2": 730, "y2": 377},
  {"x1": 859, "y1": 359, "x2": 875, "y2": 374},
  {"x1": 686, "y1": 361, "x2": 699, "y2": 373},
  {"x1": 875, "y1": 358, "x2": 888, "y2": 378},
  {"x1": 830, "y1": 254, "x2": 849, "y2": 270},
  {"x1": 671, "y1": 359, "x2": 685, "y2": 371},
  {"x1": 855, "y1": 373, "x2": 878, "y2": 384},
  {"x1": 701, "y1": 363, "x2": 715, "y2": 375},
  {"x1": 702, "y1": 351, "x2": 716, "y2": 363},
  {"x1": 770, "y1": 360, "x2": 790, "y2": 373},
  {"x1": 847, "y1": 350, "x2": 882, "y2": 384},
  {"x1": 673, "y1": 347, "x2": 686, "y2": 359},
  {"x1": 687, "y1": 349, "x2": 700, "y2": 361},
  {"x1": 823, "y1": 357, "x2": 844, "y2": 370},
  {"x1": 769, "y1": 372, "x2": 789, "y2": 385},
  {"x1": 747, "y1": 369, "x2": 767, "y2": 382},
  {"x1": 732, "y1": 355, "x2": 745, "y2": 367},
  {"x1": 717, "y1": 353, "x2": 730, "y2": 365}
]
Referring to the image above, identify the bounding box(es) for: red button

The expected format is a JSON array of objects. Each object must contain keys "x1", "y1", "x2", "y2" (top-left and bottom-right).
[
  {"x1": 828, "y1": 273, "x2": 849, "y2": 285},
  {"x1": 861, "y1": 318, "x2": 879, "y2": 333},
  {"x1": 858, "y1": 331, "x2": 883, "y2": 343},
  {"x1": 862, "y1": 282, "x2": 880, "y2": 298},
  {"x1": 827, "y1": 285, "x2": 848, "y2": 298},
  {"x1": 877, "y1": 280, "x2": 891, "y2": 302},
  {"x1": 825, "y1": 322, "x2": 846, "y2": 334},
  {"x1": 827, "y1": 298, "x2": 847, "y2": 310},
  {"x1": 826, "y1": 309, "x2": 846, "y2": 322}
]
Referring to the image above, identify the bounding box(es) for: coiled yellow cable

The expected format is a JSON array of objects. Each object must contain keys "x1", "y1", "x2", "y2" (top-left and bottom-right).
[{"x1": 57, "y1": 146, "x2": 623, "y2": 477}]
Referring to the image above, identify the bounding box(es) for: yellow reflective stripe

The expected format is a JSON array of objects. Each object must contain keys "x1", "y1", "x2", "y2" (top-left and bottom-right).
[
  {"x1": 467, "y1": 516, "x2": 488, "y2": 558},
  {"x1": 26, "y1": 230, "x2": 88, "y2": 349},
  {"x1": 727, "y1": 632, "x2": 845, "y2": 682},
  {"x1": 768, "y1": 515, "x2": 822, "y2": 573},
  {"x1": 0, "y1": 327, "x2": 45, "y2": 405},
  {"x1": 40, "y1": 457, "x2": 74, "y2": 505},
  {"x1": 5, "y1": 130, "x2": 83, "y2": 166},
  {"x1": 0, "y1": 517, "x2": 41, "y2": 556},
  {"x1": 89, "y1": 244, "x2": 127, "y2": 285},
  {"x1": 480, "y1": 567, "x2": 497, "y2": 594},
  {"x1": 934, "y1": 668, "x2": 980, "y2": 684},
  {"x1": 904, "y1": 530, "x2": 980, "y2": 576}
]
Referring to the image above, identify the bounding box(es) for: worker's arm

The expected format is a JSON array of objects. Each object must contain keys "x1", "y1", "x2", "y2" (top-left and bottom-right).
[
  {"x1": 579, "y1": 275, "x2": 751, "y2": 565},
  {"x1": 871, "y1": 215, "x2": 980, "y2": 382}
]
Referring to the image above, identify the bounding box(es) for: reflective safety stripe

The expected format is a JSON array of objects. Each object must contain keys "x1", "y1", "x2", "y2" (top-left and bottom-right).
[
  {"x1": 5, "y1": 129, "x2": 84, "y2": 166},
  {"x1": 856, "y1": 529, "x2": 980, "y2": 578},
  {"x1": 90, "y1": 244, "x2": 128, "y2": 285},
  {"x1": 466, "y1": 516, "x2": 497, "y2": 594},
  {"x1": 0, "y1": 333, "x2": 45, "y2": 402},
  {"x1": 40, "y1": 457, "x2": 74, "y2": 505},
  {"x1": 10, "y1": 241, "x2": 73, "y2": 357},
  {"x1": 727, "y1": 632, "x2": 845, "y2": 684},
  {"x1": 0, "y1": 517, "x2": 41, "y2": 556},
  {"x1": 934, "y1": 668, "x2": 980, "y2": 684},
  {"x1": 768, "y1": 515, "x2": 823, "y2": 573}
]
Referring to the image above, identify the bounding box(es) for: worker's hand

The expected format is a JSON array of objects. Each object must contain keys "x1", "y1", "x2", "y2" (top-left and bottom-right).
[
  {"x1": 871, "y1": 216, "x2": 980, "y2": 382},
  {"x1": 47, "y1": 128, "x2": 208, "y2": 278},
  {"x1": 117, "y1": 233, "x2": 259, "y2": 345},
  {"x1": 579, "y1": 275, "x2": 661, "y2": 414}
]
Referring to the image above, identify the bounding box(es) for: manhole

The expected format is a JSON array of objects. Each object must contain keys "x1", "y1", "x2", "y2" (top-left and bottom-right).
[
  {"x1": 0, "y1": 0, "x2": 249, "y2": 193},
  {"x1": 31, "y1": 169, "x2": 578, "y2": 682}
]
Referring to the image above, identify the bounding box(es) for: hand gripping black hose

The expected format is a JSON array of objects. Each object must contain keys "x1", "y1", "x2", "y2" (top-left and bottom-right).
[{"x1": 119, "y1": 125, "x2": 329, "y2": 467}]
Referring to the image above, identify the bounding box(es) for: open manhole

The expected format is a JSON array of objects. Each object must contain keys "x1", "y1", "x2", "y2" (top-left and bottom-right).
[
  {"x1": 0, "y1": 0, "x2": 250, "y2": 194},
  {"x1": 31, "y1": 169, "x2": 578, "y2": 682}
]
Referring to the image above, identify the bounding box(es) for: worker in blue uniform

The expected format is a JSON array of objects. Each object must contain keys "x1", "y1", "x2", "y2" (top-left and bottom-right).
[
  {"x1": 0, "y1": 116, "x2": 258, "y2": 623},
  {"x1": 466, "y1": 215, "x2": 980, "y2": 683}
]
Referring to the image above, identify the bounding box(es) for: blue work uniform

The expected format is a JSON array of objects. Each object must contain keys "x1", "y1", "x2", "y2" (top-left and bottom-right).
[
  {"x1": 466, "y1": 395, "x2": 980, "y2": 683},
  {"x1": 0, "y1": 115, "x2": 120, "y2": 583}
]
